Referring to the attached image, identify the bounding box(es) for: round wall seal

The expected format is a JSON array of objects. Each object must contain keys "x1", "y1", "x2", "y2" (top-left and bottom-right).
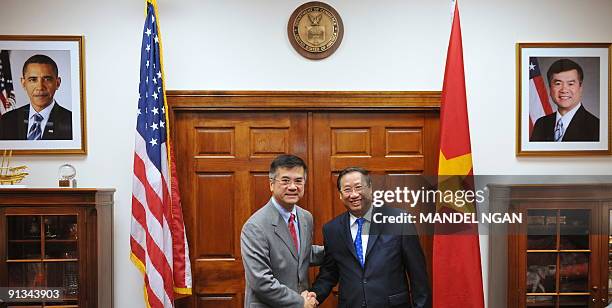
[{"x1": 287, "y1": 2, "x2": 344, "y2": 60}]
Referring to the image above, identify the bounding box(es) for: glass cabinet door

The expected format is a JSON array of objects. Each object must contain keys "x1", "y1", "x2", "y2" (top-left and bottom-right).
[
  {"x1": 525, "y1": 209, "x2": 594, "y2": 307},
  {"x1": 6, "y1": 214, "x2": 79, "y2": 307}
]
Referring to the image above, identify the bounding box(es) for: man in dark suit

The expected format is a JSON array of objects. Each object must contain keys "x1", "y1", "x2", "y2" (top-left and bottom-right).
[
  {"x1": 530, "y1": 58, "x2": 599, "y2": 142},
  {"x1": 0, "y1": 54, "x2": 72, "y2": 140},
  {"x1": 309, "y1": 167, "x2": 431, "y2": 308}
]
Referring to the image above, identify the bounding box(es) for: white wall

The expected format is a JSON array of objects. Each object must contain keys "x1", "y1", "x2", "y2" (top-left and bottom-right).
[{"x1": 1, "y1": 0, "x2": 611, "y2": 307}]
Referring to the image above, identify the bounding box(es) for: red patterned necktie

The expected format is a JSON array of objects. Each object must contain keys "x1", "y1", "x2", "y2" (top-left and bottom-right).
[{"x1": 288, "y1": 213, "x2": 299, "y2": 252}]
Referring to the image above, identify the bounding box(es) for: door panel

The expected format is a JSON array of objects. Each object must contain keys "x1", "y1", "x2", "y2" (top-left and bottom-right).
[
  {"x1": 174, "y1": 112, "x2": 307, "y2": 308},
  {"x1": 312, "y1": 112, "x2": 437, "y2": 308}
]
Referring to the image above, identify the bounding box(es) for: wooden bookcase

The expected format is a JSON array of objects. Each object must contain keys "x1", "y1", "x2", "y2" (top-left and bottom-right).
[
  {"x1": 488, "y1": 184, "x2": 612, "y2": 308},
  {"x1": 0, "y1": 189, "x2": 114, "y2": 308}
]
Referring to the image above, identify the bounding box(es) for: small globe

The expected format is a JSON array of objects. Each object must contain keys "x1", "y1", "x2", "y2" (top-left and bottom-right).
[{"x1": 58, "y1": 164, "x2": 77, "y2": 180}]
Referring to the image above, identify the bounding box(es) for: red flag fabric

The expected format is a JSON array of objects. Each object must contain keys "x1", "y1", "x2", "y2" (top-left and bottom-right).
[
  {"x1": 433, "y1": 2, "x2": 485, "y2": 308},
  {"x1": 130, "y1": 1, "x2": 192, "y2": 307}
]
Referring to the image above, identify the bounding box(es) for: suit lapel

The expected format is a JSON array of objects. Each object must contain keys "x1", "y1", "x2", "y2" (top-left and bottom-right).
[
  {"x1": 365, "y1": 209, "x2": 381, "y2": 259},
  {"x1": 297, "y1": 207, "x2": 309, "y2": 267},
  {"x1": 545, "y1": 115, "x2": 556, "y2": 141},
  {"x1": 563, "y1": 105, "x2": 585, "y2": 140},
  {"x1": 270, "y1": 203, "x2": 299, "y2": 261},
  {"x1": 42, "y1": 104, "x2": 58, "y2": 139},
  {"x1": 19, "y1": 106, "x2": 29, "y2": 139},
  {"x1": 341, "y1": 212, "x2": 359, "y2": 263}
]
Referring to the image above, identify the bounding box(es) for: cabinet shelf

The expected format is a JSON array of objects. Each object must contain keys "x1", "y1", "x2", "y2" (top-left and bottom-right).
[
  {"x1": 6, "y1": 258, "x2": 79, "y2": 263},
  {"x1": 7, "y1": 239, "x2": 41, "y2": 243},
  {"x1": 45, "y1": 239, "x2": 78, "y2": 243}
]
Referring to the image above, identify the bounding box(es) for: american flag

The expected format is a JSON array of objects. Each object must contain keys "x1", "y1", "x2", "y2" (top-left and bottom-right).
[
  {"x1": 0, "y1": 50, "x2": 17, "y2": 115},
  {"x1": 130, "y1": 1, "x2": 192, "y2": 307},
  {"x1": 528, "y1": 57, "x2": 553, "y2": 135}
]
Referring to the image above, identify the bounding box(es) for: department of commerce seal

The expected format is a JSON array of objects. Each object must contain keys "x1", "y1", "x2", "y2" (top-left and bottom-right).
[{"x1": 287, "y1": 2, "x2": 344, "y2": 60}]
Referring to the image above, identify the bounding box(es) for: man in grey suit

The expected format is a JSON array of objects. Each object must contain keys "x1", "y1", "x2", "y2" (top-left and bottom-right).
[{"x1": 241, "y1": 154, "x2": 324, "y2": 308}]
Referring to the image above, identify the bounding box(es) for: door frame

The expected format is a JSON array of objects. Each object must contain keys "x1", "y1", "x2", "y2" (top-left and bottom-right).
[{"x1": 166, "y1": 90, "x2": 441, "y2": 307}]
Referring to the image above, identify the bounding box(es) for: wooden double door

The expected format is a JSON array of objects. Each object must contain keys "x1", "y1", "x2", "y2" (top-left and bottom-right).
[{"x1": 173, "y1": 108, "x2": 439, "y2": 308}]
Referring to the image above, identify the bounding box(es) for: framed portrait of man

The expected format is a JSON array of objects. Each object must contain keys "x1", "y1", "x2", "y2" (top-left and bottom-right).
[
  {"x1": 516, "y1": 42, "x2": 611, "y2": 156},
  {"x1": 0, "y1": 35, "x2": 86, "y2": 154}
]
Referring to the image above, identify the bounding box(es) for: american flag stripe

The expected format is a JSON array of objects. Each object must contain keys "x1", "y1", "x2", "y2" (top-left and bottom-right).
[
  {"x1": 166, "y1": 144, "x2": 192, "y2": 291},
  {"x1": 135, "y1": 135, "x2": 166, "y2": 204},
  {"x1": 134, "y1": 152, "x2": 165, "y2": 225},
  {"x1": 131, "y1": 1, "x2": 192, "y2": 306},
  {"x1": 0, "y1": 50, "x2": 16, "y2": 115},
  {"x1": 133, "y1": 169, "x2": 178, "y2": 305},
  {"x1": 133, "y1": 160, "x2": 174, "y2": 272},
  {"x1": 528, "y1": 57, "x2": 553, "y2": 136},
  {"x1": 145, "y1": 282, "x2": 164, "y2": 308},
  {"x1": 533, "y1": 77, "x2": 553, "y2": 114},
  {"x1": 130, "y1": 233, "x2": 146, "y2": 263}
]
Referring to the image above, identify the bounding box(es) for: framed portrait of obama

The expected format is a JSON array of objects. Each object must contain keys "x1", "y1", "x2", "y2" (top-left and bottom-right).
[
  {"x1": 516, "y1": 43, "x2": 611, "y2": 156},
  {"x1": 0, "y1": 35, "x2": 86, "y2": 154}
]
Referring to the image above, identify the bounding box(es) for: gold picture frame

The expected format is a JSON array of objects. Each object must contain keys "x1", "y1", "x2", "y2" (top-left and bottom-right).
[
  {"x1": 0, "y1": 35, "x2": 86, "y2": 155},
  {"x1": 516, "y1": 42, "x2": 611, "y2": 156}
]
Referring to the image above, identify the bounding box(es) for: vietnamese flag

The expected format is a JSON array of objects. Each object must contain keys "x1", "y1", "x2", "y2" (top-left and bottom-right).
[{"x1": 432, "y1": 1, "x2": 485, "y2": 308}]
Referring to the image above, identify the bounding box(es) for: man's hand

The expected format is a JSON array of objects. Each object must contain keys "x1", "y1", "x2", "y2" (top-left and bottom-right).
[{"x1": 301, "y1": 290, "x2": 319, "y2": 307}]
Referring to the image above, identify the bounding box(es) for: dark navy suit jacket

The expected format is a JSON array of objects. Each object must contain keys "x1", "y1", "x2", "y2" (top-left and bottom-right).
[
  {"x1": 530, "y1": 105, "x2": 599, "y2": 142},
  {"x1": 312, "y1": 206, "x2": 431, "y2": 308},
  {"x1": 0, "y1": 103, "x2": 72, "y2": 140}
]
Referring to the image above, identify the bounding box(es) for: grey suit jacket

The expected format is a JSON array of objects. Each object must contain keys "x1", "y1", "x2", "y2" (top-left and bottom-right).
[{"x1": 241, "y1": 199, "x2": 324, "y2": 308}]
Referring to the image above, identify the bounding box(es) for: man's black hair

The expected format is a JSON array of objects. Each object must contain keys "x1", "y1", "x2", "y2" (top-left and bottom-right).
[
  {"x1": 336, "y1": 166, "x2": 371, "y2": 191},
  {"x1": 269, "y1": 154, "x2": 307, "y2": 179},
  {"x1": 547, "y1": 58, "x2": 583, "y2": 84},
  {"x1": 22, "y1": 54, "x2": 59, "y2": 77}
]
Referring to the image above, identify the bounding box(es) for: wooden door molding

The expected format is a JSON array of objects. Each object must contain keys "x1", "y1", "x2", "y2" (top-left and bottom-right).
[{"x1": 167, "y1": 90, "x2": 440, "y2": 111}]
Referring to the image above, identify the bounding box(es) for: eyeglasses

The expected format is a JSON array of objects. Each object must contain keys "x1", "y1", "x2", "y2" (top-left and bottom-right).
[
  {"x1": 341, "y1": 185, "x2": 366, "y2": 195},
  {"x1": 271, "y1": 177, "x2": 305, "y2": 187}
]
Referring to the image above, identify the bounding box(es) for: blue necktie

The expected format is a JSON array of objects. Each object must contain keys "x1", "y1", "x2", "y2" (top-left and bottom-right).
[
  {"x1": 27, "y1": 113, "x2": 44, "y2": 140},
  {"x1": 554, "y1": 119, "x2": 564, "y2": 142},
  {"x1": 354, "y1": 217, "x2": 365, "y2": 268}
]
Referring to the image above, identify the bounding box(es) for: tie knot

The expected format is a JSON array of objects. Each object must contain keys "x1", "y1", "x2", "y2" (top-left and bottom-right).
[
  {"x1": 33, "y1": 113, "x2": 43, "y2": 122},
  {"x1": 289, "y1": 213, "x2": 295, "y2": 222},
  {"x1": 356, "y1": 217, "x2": 365, "y2": 227}
]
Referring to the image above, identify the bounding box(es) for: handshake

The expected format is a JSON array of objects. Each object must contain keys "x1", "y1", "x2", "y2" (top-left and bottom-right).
[{"x1": 301, "y1": 290, "x2": 318, "y2": 308}]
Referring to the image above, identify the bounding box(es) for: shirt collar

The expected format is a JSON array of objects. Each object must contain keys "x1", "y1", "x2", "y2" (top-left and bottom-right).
[
  {"x1": 28, "y1": 101, "x2": 55, "y2": 121},
  {"x1": 271, "y1": 197, "x2": 297, "y2": 223},
  {"x1": 349, "y1": 204, "x2": 373, "y2": 226},
  {"x1": 555, "y1": 102, "x2": 581, "y2": 129}
]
